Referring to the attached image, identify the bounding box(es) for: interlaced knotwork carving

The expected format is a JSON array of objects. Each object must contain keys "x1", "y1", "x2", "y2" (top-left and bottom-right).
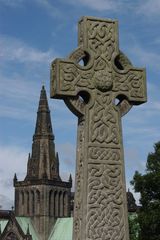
[
  {"x1": 51, "y1": 16, "x2": 147, "y2": 240},
  {"x1": 88, "y1": 147, "x2": 121, "y2": 164},
  {"x1": 87, "y1": 21, "x2": 116, "y2": 58},
  {"x1": 90, "y1": 92, "x2": 119, "y2": 145},
  {"x1": 87, "y1": 161, "x2": 125, "y2": 240},
  {"x1": 113, "y1": 70, "x2": 145, "y2": 99},
  {"x1": 86, "y1": 146, "x2": 125, "y2": 239}
]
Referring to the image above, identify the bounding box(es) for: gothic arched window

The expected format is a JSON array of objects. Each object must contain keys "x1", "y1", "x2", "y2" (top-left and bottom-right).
[
  {"x1": 49, "y1": 190, "x2": 53, "y2": 216},
  {"x1": 54, "y1": 191, "x2": 58, "y2": 217},
  {"x1": 21, "y1": 191, "x2": 24, "y2": 205},
  {"x1": 36, "y1": 190, "x2": 40, "y2": 215},
  {"x1": 59, "y1": 191, "x2": 63, "y2": 217},
  {"x1": 63, "y1": 191, "x2": 68, "y2": 217},
  {"x1": 26, "y1": 191, "x2": 29, "y2": 214},
  {"x1": 31, "y1": 191, "x2": 35, "y2": 215}
]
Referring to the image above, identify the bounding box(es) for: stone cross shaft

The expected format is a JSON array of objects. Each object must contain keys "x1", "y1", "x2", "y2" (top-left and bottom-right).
[{"x1": 51, "y1": 16, "x2": 147, "y2": 240}]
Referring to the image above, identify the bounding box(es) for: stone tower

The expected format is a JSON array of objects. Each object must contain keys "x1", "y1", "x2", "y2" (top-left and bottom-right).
[{"x1": 14, "y1": 86, "x2": 72, "y2": 240}]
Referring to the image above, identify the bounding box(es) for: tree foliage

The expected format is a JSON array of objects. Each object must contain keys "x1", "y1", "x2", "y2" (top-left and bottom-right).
[
  {"x1": 129, "y1": 213, "x2": 140, "y2": 240},
  {"x1": 131, "y1": 142, "x2": 160, "y2": 240}
]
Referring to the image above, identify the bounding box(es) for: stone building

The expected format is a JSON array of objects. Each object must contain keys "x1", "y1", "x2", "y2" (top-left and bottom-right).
[{"x1": 0, "y1": 86, "x2": 72, "y2": 240}]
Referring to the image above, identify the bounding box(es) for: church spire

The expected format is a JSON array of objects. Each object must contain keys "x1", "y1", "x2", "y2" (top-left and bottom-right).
[
  {"x1": 34, "y1": 85, "x2": 54, "y2": 140},
  {"x1": 25, "y1": 85, "x2": 60, "y2": 181}
]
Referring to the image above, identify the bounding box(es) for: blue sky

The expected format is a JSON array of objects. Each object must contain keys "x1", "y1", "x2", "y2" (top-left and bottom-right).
[{"x1": 0, "y1": 0, "x2": 160, "y2": 209}]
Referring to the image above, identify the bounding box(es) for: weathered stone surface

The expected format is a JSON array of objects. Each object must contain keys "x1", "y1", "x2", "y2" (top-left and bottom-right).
[{"x1": 50, "y1": 16, "x2": 147, "y2": 240}]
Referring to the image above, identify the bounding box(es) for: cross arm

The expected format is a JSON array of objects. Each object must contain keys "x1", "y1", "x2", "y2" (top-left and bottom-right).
[
  {"x1": 113, "y1": 66, "x2": 147, "y2": 105},
  {"x1": 51, "y1": 58, "x2": 94, "y2": 99}
]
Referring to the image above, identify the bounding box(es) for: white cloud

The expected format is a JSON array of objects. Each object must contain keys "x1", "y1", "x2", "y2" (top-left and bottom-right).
[
  {"x1": 0, "y1": 73, "x2": 39, "y2": 121},
  {"x1": 55, "y1": 142, "x2": 76, "y2": 188},
  {"x1": 0, "y1": 73, "x2": 39, "y2": 101},
  {"x1": 0, "y1": 0, "x2": 23, "y2": 8},
  {"x1": 54, "y1": 116, "x2": 77, "y2": 129},
  {"x1": 56, "y1": 142, "x2": 76, "y2": 171},
  {"x1": 0, "y1": 0, "x2": 61, "y2": 18},
  {"x1": 57, "y1": 143, "x2": 76, "y2": 157},
  {"x1": 0, "y1": 35, "x2": 54, "y2": 64},
  {"x1": 73, "y1": 0, "x2": 160, "y2": 16},
  {"x1": 128, "y1": 44, "x2": 160, "y2": 70},
  {"x1": 33, "y1": 0, "x2": 61, "y2": 18},
  {"x1": 0, "y1": 72, "x2": 76, "y2": 123},
  {"x1": 0, "y1": 105, "x2": 34, "y2": 121},
  {"x1": 67, "y1": 0, "x2": 136, "y2": 12},
  {"x1": 0, "y1": 145, "x2": 28, "y2": 205},
  {"x1": 153, "y1": 37, "x2": 160, "y2": 45},
  {"x1": 138, "y1": 0, "x2": 160, "y2": 17},
  {"x1": 0, "y1": 145, "x2": 28, "y2": 177},
  {"x1": 125, "y1": 148, "x2": 145, "y2": 173},
  {"x1": 67, "y1": 0, "x2": 124, "y2": 11},
  {"x1": 0, "y1": 34, "x2": 59, "y2": 121},
  {"x1": 77, "y1": 0, "x2": 121, "y2": 11},
  {"x1": 0, "y1": 194, "x2": 13, "y2": 210}
]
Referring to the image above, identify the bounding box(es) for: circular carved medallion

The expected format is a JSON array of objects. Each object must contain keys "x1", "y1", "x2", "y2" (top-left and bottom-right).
[{"x1": 94, "y1": 70, "x2": 113, "y2": 92}]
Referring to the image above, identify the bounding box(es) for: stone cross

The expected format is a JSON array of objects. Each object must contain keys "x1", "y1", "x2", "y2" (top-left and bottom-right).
[{"x1": 50, "y1": 16, "x2": 147, "y2": 240}]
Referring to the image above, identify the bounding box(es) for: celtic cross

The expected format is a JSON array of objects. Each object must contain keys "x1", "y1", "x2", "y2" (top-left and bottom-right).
[{"x1": 50, "y1": 16, "x2": 147, "y2": 240}]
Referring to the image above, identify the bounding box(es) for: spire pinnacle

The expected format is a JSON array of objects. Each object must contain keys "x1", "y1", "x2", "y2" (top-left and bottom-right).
[
  {"x1": 26, "y1": 224, "x2": 30, "y2": 235},
  {"x1": 69, "y1": 174, "x2": 72, "y2": 183},
  {"x1": 38, "y1": 85, "x2": 49, "y2": 112},
  {"x1": 14, "y1": 173, "x2": 17, "y2": 183},
  {"x1": 56, "y1": 152, "x2": 59, "y2": 165},
  {"x1": 34, "y1": 86, "x2": 54, "y2": 140}
]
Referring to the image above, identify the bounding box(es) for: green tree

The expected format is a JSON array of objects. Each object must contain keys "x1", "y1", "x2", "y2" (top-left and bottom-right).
[
  {"x1": 131, "y1": 141, "x2": 160, "y2": 240},
  {"x1": 129, "y1": 213, "x2": 140, "y2": 240}
]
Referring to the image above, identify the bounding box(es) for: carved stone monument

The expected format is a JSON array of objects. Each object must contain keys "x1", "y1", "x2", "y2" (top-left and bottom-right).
[{"x1": 50, "y1": 16, "x2": 147, "y2": 240}]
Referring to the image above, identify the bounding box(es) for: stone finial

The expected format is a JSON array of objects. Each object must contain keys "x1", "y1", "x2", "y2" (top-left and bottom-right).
[
  {"x1": 13, "y1": 173, "x2": 17, "y2": 183},
  {"x1": 27, "y1": 224, "x2": 30, "y2": 235},
  {"x1": 69, "y1": 174, "x2": 72, "y2": 183}
]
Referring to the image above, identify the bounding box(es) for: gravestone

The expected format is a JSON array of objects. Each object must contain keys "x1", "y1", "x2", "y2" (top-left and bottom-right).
[{"x1": 50, "y1": 16, "x2": 147, "y2": 240}]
